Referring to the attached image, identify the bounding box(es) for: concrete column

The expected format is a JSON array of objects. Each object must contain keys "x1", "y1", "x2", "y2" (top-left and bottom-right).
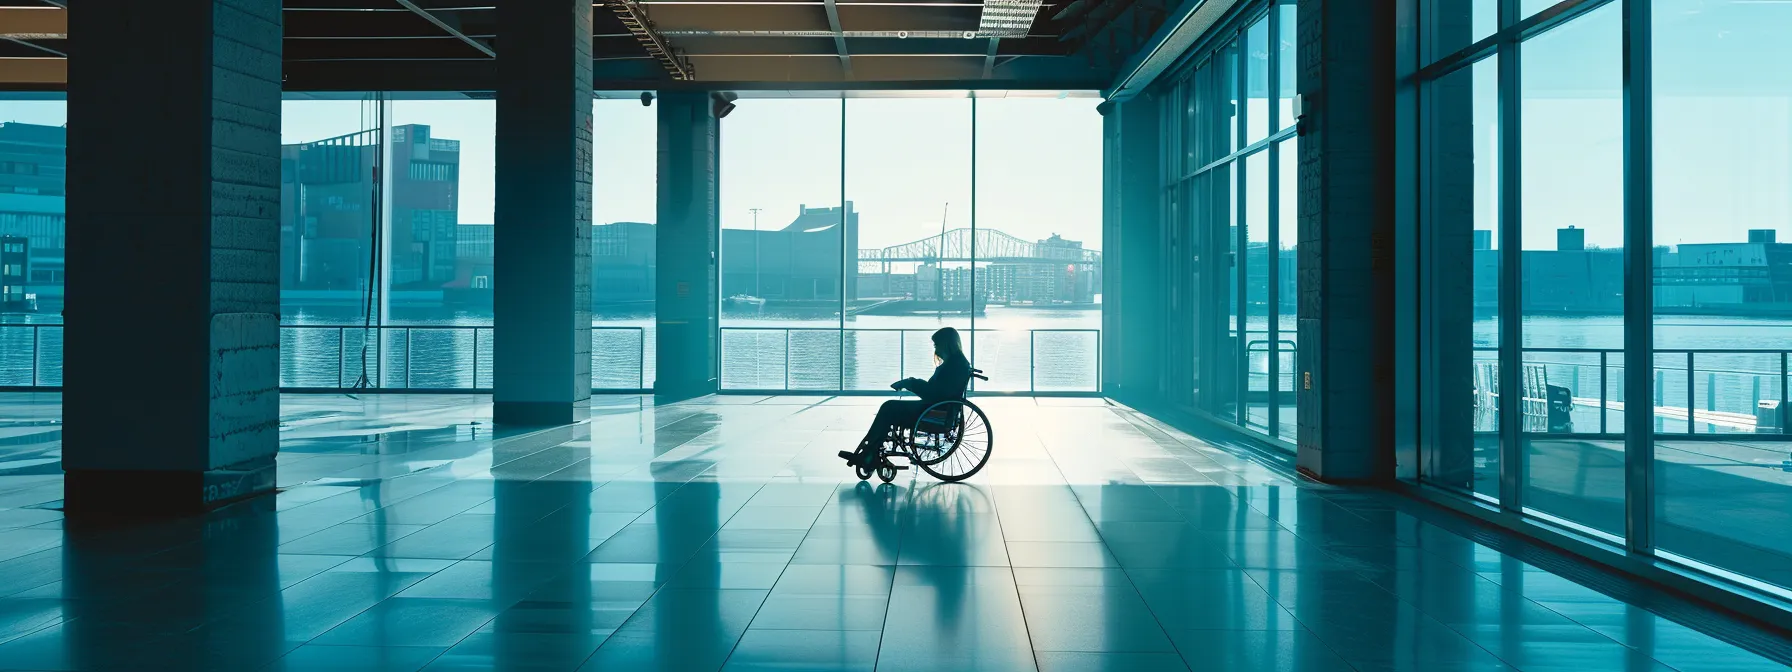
[
  {"x1": 1101, "y1": 98, "x2": 1163, "y2": 401},
  {"x1": 654, "y1": 92, "x2": 720, "y2": 401},
  {"x1": 493, "y1": 0, "x2": 594, "y2": 425},
  {"x1": 62, "y1": 0, "x2": 283, "y2": 514},
  {"x1": 1295, "y1": 0, "x2": 1398, "y2": 482}
]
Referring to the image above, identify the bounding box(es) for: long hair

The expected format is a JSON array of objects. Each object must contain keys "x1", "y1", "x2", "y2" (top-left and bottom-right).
[{"x1": 931, "y1": 327, "x2": 964, "y2": 366}]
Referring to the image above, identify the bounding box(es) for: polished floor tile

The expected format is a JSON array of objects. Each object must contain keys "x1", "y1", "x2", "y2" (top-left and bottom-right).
[{"x1": 0, "y1": 393, "x2": 1784, "y2": 671}]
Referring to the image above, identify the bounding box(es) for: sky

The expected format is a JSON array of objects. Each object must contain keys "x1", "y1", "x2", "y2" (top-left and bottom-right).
[
  {"x1": 3, "y1": 1, "x2": 1788, "y2": 253},
  {"x1": 267, "y1": 96, "x2": 1104, "y2": 252}
]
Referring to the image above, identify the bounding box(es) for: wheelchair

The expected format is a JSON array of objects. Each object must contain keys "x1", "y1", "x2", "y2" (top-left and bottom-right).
[{"x1": 855, "y1": 369, "x2": 994, "y2": 484}]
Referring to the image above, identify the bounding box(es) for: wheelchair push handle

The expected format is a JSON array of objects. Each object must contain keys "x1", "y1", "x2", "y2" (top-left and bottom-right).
[{"x1": 971, "y1": 368, "x2": 989, "y2": 381}]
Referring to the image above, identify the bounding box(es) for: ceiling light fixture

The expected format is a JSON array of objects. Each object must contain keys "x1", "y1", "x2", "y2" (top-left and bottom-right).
[{"x1": 976, "y1": 0, "x2": 1043, "y2": 38}]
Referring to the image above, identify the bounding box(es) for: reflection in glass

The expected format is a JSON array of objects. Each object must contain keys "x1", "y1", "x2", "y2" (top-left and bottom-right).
[
  {"x1": 1421, "y1": 56, "x2": 1499, "y2": 499},
  {"x1": 1275, "y1": 137, "x2": 1298, "y2": 439},
  {"x1": 1427, "y1": 0, "x2": 1497, "y2": 62},
  {"x1": 1277, "y1": 2, "x2": 1298, "y2": 133},
  {"x1": 1651, "y1": 0, "x2": 1792, "y2": 590},
  {"x1": 1245, "y1": 18, "x2": 1270, "y2": 147},
  {"x1": 1243, "y1": 151, "x2": 1270, "y2": 433},
  {"x1": 1518, "y1": 4, "x2": 1624, "y2": 538}
]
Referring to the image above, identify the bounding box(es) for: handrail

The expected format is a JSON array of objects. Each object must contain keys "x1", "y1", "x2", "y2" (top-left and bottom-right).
[
  {"x1": 718, "y1": 326, "x2": 1102, "y2": 394},
  {"x1": 0, "y1": 323, "x2": 651, "y2": 393}
]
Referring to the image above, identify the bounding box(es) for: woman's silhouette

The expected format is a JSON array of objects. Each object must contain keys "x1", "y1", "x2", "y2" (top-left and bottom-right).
[{"x1": 839, "y1": 327, "x2": 972, "y2": 468}]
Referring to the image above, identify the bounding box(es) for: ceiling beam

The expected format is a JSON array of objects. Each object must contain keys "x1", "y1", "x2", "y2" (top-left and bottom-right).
[
  {"x1": 822, "y1": 0, "x2": 852, "y2": 78},
  {"x1": 394, "y1": 0, "x2": 495, "y2": 57},
  {"x1": 604, "y1": 0, "x2": 696, "y2": 80},
  {"x1": 0, "y1": 57, "x2": 65, "y2": 86},
  {"x1": 0, "y1": 7, "x2": 66, "y2": 39}
]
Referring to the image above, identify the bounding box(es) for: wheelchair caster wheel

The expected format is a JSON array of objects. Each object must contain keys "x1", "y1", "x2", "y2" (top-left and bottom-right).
[
  {"x1": 855, "y1": 464, "x2": 873, "y2": 481},
  {"x1": 877, "y1": 464, "x2": 897, "y2": 483}
]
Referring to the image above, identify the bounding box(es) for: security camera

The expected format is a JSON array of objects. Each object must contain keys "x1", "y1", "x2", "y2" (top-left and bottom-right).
[{"x1": 641, "y1": 92, "x2": 654, "y2": 107}]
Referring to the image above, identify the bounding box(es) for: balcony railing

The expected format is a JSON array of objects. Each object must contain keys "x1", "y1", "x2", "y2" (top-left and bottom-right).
[
  {"x1": 0, "y1": 324, "x2": 653, "y2": 393},
  {"x1": 1, "y1": 324, "x2": 1103, "y2": 395},
  {"x1": 719, "y1": 327, "x2": 1101, "y2": 393},
  {"x1": 1472, "y1": 346, "x2": 1791, "y2": 436}
]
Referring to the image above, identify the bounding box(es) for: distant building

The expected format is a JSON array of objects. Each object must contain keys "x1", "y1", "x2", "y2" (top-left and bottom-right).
[
  {"x1": 446, "y1": 221, "x2": 658, "y2": 308},
  {"x1": 592, "y1": 221, "x2": 656, "y2": 304},
  {"x1": 0, "y1": 122, "x2": 65, "y2": 311},
  {"x1": 280, "y1": 124, "x2": 461, "y2": 292},
  {"x1": 1656, "y1": 239, "x2": 1792, "y2": 312},
  {"x1": 1557, "y1": 226, "x2": 1585, "y2": 251},
  {"x1": 720, "y1": 203, "x2": 858, "y2": 301},
  {"x1": 1, "y1": 235, "x2": 29, "y2": 311},
  {"x1": 1464, "y1": 229, "x2": 1792, "y2": 315}
]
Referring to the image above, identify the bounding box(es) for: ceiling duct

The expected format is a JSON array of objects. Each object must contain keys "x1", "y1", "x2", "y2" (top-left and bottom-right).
[
  {"x1": 978, "y1": 0, "x2": 1045, "y2": 38},
  {"x1": 602, "y1": 0, "x2": 695, "y2": 80}
]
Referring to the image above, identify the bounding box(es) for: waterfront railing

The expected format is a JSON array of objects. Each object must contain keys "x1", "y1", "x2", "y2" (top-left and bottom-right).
[
  {"x1": 0, "y1": 324, "x2": 1102, "y2": 395},
  {"x1": 718, "y1": 327, "x2": 1101, "y2": 394},
  {"x1": 1472, "y1": 346, "x2": 1791, "y2": 436},
  {"x1": 0, "y1": 324, "x2": 653, "y2": 393}
]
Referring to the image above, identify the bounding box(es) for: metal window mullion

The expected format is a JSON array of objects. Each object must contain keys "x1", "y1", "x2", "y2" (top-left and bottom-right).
[
  {"x1": 1496, "y1": 28, "x2": 1524, "y2": 512},
  {"x1": 971, "y1": 97, "x2": 978, "y2": 383},
  {"x1": 1265, "y1": 3, "x2": 1282, "y2": 438},
  {"x1": 839, "y1": 98, "x2": 847, "y2": 392},
  {"x1": 1620, "y1": 0, "x2": 1654, "y2": 554},
  {"x1": 1235, "y1": 37, "x2": 1249, "y2": 428}
]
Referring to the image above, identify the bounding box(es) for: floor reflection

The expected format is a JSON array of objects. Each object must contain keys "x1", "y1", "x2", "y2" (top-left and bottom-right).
[{"x1": 0, "y1": 393, "x2": 1783, "y2": 671}]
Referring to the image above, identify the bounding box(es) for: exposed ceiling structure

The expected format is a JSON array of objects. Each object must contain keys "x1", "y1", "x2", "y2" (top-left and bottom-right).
[{"x1": 0, "y1": 0, "x2": 1170, "y2": 91}]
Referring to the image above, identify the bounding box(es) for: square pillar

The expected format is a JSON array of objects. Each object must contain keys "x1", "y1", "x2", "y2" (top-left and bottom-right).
[
  {"x1": 1100, "y1": 98, "x2": 1162, "y2": 401},
  {"x1": 493, "y1": 0, "x2": 594, "y2": 425},
  {"x1": 62, "y1": 0, "x2": 284, "y2": 514},
  {"x1": 1295, "y1": 0, "x2": 1398, "y2": 482},
  {"x1": 654, "y1": 92, "x2": 720, "y2": 401}
]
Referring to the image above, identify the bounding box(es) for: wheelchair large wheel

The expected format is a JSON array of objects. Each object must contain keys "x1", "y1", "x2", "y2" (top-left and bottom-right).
[{"x1": 911, "y1": 400, "x2": 992, "y2": 483}]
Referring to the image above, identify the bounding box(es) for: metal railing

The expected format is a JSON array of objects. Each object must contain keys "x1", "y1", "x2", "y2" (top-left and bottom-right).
[
  {"x1": 0, "y1": 324, "x2": 653, "y2": 393},
  {"x1": 718, "y1": 327, "x2": 1102, "y2": 394},
  {"x1": 1472, "y1": 346, "x2": 1792, "y2": 436}
]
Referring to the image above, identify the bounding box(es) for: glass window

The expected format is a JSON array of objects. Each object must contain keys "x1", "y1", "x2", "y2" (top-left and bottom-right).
[
  {"x1": 973, "y1": 97, "x2": 1104, "y2": 393},
  {"x1": 1277, "y1": 2, "x2": 1298, "y2": 133},
  {"x1": 1651, "y1": 0, "x2": 1792, "y2": 589},
  {"x1": 279, "y1": 99, "x2": 385, "y2": 389},
  {"x1": 1522, "y1": 0, "x2": 1558, "y2": 20},
  {"x1": 592, "y1": 100, "x2": 657, "y2": 390},
  {"x1": 719, "y1": 99, "x2": 844, "y2": 391},
  {"x1": 1275, "y1": 137, "x2": 1298, "y2": 439},
  {"x1": 1243, "y1": 150, "x2": 1271, "y2": 433},
  {"x1": 1245, "y1": 17, "x2": 1271, "y2": 146},
  {"x1": 1427, "y1": 0, "x2": 1497, "y2": 63},
  {"x1": 845, "y1": 98, "x2": 972, "y2": 391},
  {"x1": 1518, "y1": 4, "x2": 1624, "y2": 537},
  {"x1": 1226, "y1": 42, "x2": 1241, "y2": 154},
  {"x1": 0, "y1": 100, "x2": 65, "y2": 388},
  {"x1": 1421, "y1": 56, "x2": 1500, "y2": 500}
]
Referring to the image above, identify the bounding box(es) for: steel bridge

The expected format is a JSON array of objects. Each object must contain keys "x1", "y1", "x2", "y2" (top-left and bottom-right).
[{"x1": 857, "y1": 228, "x2": 1101, "y2": 265}]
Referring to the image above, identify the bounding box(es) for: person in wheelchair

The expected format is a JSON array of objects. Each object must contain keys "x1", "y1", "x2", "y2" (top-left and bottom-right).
[{"x1": 839, "y1": 327, "x2": 972, "y2": 468}]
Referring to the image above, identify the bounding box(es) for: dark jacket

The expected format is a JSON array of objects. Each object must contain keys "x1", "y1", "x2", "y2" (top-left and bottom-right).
[{"x1": 902, "y1": 351, "x2": 973, "y2": 404}]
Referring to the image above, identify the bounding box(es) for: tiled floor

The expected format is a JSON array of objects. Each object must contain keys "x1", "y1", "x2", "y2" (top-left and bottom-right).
[{"x1": 0, "y1": 393, "x2": 1786, "y2": 671}]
